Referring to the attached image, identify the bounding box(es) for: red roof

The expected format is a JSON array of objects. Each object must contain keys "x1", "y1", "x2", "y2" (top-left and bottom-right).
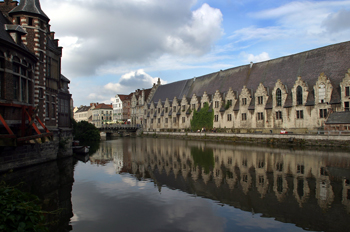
[{"x1": 94, "y1": 103, "x2": 112, "y2": 109}]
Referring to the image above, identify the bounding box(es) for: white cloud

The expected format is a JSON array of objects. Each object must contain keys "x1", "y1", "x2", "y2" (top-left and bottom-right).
[
  {"x1": 240, "y1": 51, "x2": 270, "y2": 63},
  {"x1": 87, "y1": 93, "x2": 106, "y2": 100},
  {"x1": 230, "y1": 1, "x2": 350, "y2": 45},
  {"x1": 229, "y1": 26, "x2": 288, "y2": 42},
  {"x1": 41, "y1": 0, "x2": 223, "y2": 78},
  {"x1": 164, "y1": 3, "x2": 223, "y2": 56},
  {"x1": 104, "y1": 69, "x2": 167, "y2": 94},
  {"x1": 322, "y1": 9, "x2": 350, "y2": 33}
]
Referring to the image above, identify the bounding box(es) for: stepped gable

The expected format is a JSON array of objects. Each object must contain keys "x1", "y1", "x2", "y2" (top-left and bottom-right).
[
  {"x1": 187, "y1": 41, "x2": 350, "y2": 97},
  {"x1": 9, "y1": 0, "x2": 49, "y2": 21},
  {"x1": 150, "y1": 79, "x2": 190, "y2": 103},
  {"x1": 47, "y1": 37, "x2": 60, "y2": 52}
]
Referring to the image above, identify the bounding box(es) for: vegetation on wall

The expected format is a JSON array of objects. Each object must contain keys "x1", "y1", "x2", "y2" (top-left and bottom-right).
[
  {"x1": 72, "y1": 120, "x2": 100, "y2": 141},
  {"x1": 0, "y1": 182, "x2": 49, "y2": 232},
  {"x1": 190, "y1": 102, "x2": 214, "y2": 131},
  {"x1": 191, "y1": 147, "x2": 214, "y2": 174}
]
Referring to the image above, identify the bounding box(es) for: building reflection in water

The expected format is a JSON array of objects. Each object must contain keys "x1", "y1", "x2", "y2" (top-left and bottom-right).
[
  {"x1": 90, "y1": 138, "x2": 350, "y2": 231},
  {"x1": 0, "y1": 158, "x2": 74, "y2": 232}
]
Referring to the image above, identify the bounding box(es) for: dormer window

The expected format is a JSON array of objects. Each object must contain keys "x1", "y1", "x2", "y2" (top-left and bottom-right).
[
  {"x1": 346, "y1": 86, "x2": 350, "y2": 97},
  {"x1": 16, "y1": 17, "x2": 21, "y2": 25}
]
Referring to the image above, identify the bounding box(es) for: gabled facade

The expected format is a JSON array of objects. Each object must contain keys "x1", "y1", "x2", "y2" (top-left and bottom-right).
[
  {"x1": 137, "y1": 41, "x2": 350, "y2": 133},
  {"x1": 130, "y1": 88, "x2": 152, "y2": 125},
  {"x1": 113, "y1": 94, "x2": 126, "y2": 122}
]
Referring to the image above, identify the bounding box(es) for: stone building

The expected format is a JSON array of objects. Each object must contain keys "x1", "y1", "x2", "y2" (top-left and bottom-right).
[
  {"x1": 112, "y1": 94, "x2": 128, "y2": 122},
  {"x1": 130, "y1": 88, "x2": 152, "y2": 125},
  {"x1": 73, "y1": 103, "x2": 97, "y2": 123},
  {"x1": 58, "y1": 74, "x2": 71, "y2": 128},
  {"x1": 139, "y1": 41, "x2": 350, "y2": 133},
  {"x1": 92, "y1": 103, "x2": 113, "y2": 128}
]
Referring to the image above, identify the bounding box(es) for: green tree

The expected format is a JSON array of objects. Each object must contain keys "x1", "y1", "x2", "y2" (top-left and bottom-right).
[
  {"x1": 72, "y1": 120, "x2": 100, "y2": 141},
  {"x1": 190, "y1": 102, "x2": 214, "y2": 131}
]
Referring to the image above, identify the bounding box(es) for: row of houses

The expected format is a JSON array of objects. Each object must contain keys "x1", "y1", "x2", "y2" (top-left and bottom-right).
[
  {"x1": 0, "y1": 0, "x2": 72, "y2": 146},
  {"x1": 73, "y1": 85, "x2": 155, "y2": 127}
]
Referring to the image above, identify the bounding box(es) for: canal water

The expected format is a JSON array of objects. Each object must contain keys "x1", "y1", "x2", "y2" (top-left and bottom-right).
[{"x1": 2, "y1": 137, "x2": 350, "y2": 232}]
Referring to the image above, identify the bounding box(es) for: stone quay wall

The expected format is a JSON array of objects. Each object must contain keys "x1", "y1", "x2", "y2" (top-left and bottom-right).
[
  {"x1": 143, "y1": 131, "x2": 350, "y2": 148},
  {"x1": 0, "y1": 129, "x2": 73, "y2": 173}
]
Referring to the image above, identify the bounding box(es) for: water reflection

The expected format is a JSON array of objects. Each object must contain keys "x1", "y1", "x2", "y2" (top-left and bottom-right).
[{"x1": 82, "y1": 138, "x2": 350, "y2": 232}]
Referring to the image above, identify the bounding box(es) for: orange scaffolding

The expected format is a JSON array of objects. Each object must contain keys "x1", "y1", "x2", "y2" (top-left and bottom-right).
[{"x1": 0, "y1": 104, "x2": 53, "y2": 146}]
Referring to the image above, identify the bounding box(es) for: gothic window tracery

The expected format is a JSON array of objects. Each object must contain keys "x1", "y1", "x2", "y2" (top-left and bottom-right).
[
  {"x1": 276, "y1": 88, "x2": 282, "y2": 106},
  {"x1": 297, "y1": 86, "x2": 303, "y2": 105}
]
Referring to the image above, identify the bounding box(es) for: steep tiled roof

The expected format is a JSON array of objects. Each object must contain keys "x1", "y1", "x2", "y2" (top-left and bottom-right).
[
  {"x1": 264, "y1": 96, "x2": 273, "y2": 109},
  {"x1": 94, "y1": 103, "x2": 112, "y2": 110},
  {"x1": 75, "y1": 106, "x2": 91, "y2": 113},
  {"x1": 248, "y1": 96, "x2": 255, "y2": 110},
  {"x1": 283, "y1": 93, "x2": 293, "y2": 108},
  {"x1": 233, "y1": 98, "x2": 240, "y2": 111},
  {"x1": 188, "y1": 42, "x2": 350, "y2": 100},
  {"x1": 150, "y1": 41, "x2": 350, "y2": 105},
  {"x1": 150, "y1": 79, "x2": 190, "y2": 103},
  {"x1": 305, "y1": 90, "x2": 315, "y2": 106},
  {"x1": 117, "y1": 94, "x2": 129, "y2": 101},
  {"x1": 9, "y1": 0, "x2": 49, "y2": 21},
  {"x1": 325, "y1": 112, "x2": 350, "y2": 124}
]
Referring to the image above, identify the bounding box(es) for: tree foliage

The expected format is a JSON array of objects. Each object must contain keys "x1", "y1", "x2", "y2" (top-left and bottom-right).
[
  {"x1": 190, "y1": 102, "x2": 214, "y2": 131},
  {"x1": 72, "y1": 120, "x2": 100, "y2": 142}
]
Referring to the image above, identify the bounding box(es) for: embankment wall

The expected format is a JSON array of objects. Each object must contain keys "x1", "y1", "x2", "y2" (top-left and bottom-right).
[{"x1": 143, "y1": 131, "x2": 350, "y2": 147}]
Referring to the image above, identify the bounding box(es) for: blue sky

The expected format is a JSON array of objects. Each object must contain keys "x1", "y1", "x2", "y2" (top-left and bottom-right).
[{"x1": 40, "y1": 0, "x2": 350, "y2": 106}]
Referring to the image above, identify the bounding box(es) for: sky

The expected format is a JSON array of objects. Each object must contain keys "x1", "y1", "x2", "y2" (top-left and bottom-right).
[{"x1": 39, "y1": 0, "x2": 350, "y2": 106}]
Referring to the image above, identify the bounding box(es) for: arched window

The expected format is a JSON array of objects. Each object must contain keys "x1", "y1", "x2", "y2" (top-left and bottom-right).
[
  {"x1": 297, "y1": 86, "x2": 303, "y2": 105},
  {"x1": 276, "y1": 88, "x2": 282, "y2": 106},
  {"x1": 319, "y1": 84, "x2": 325, "y2": 103}
]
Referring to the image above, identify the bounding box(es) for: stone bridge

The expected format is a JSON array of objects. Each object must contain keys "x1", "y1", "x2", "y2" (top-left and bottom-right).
[{"x1": 99, "y1": 124, "x2": 141, "y2": 137}]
